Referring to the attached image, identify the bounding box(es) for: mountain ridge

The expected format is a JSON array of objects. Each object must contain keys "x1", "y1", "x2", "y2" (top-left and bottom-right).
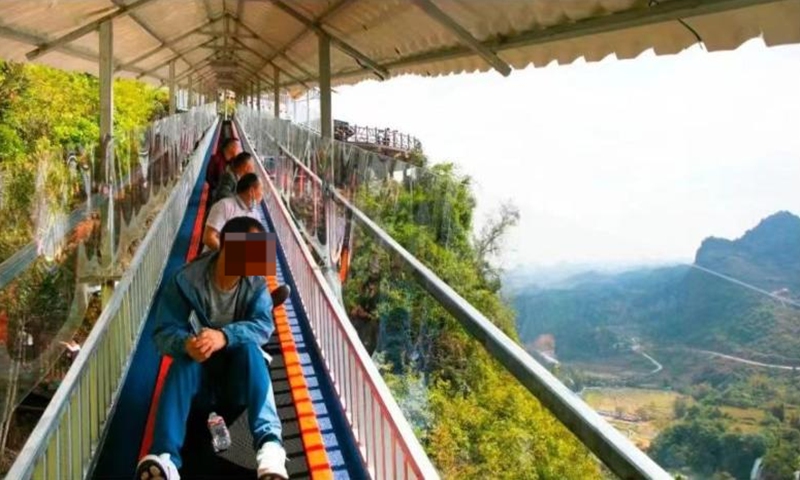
[{"x1": 513, "y1": 211, "x2": 800, "y2": 361}]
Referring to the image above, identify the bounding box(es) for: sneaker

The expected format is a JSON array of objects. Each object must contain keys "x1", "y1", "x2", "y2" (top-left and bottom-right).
[
  {"x1": 135, "y1": 453, "x2": 180, "y2": 480},
  {"x1": 270, "y1": 285, "x2": 291, "y2": 309},
  {"x1": 256, "y1": 441, "x2": 288, "y2": 480}
]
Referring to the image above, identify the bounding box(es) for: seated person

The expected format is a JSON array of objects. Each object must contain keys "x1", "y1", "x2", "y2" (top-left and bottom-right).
[
  {"x1": 203, "y1": 173, "x2": 262, "y2": 252},
  {"x1": 136, "y1": 217, "x2": 288, "y2": 480},
  {"x1": 213, "y1": 151, "x2": 255, "y2": 205},
  {"x1": 204, "y1": 173, "x2": 291, "y2": 308},
  {"x1": 206, "y1": 137, "x2": 239, "y2": 192}
]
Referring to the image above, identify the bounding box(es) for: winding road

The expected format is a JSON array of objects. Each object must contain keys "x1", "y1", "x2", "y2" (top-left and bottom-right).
[{"x1": 692, "y1": 348, "x2": 798, "y2": 371}]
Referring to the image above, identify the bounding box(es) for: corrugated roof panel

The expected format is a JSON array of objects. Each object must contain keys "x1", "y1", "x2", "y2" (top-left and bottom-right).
[
  {"x1": 0, "y1": 0, "x2": 798, "y2": 92},
  {"x1": 0, "y1": 0, "x2": 113, "y2": 39},
  {"x1": 169, "y1": 34, "x2": 208, "y2": 53},
  {"x1": 133, "y1": 0, "x2": 207, "y2": 39},
  {"x1": 59, "y1": 28, "x2": 101, "y2": 57},
  {"x1": 238, "y1": 2, "x2": 284, "y2": 44},
  {"x1": 332, "y1": 0, "x2": 458, "y2": 64},
  {"x1": 137, "y1": 48, "x2": 176, "y2": 71},
  {"x1": 204, "y1": 0, "x2": 224, "y2": 19},
  {"x1": 183, "y1": 47, "x2": 213, "y2": 65},
  {"x1": 112, "y1": 15, "x2": 161, "y2": 54}
]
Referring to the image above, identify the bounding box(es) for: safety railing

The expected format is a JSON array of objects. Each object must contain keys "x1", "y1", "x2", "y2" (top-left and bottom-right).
[
  {"x1": 0, "y1": 106, "x2": 217, "y2": 448},
  {"x1": 342, "y1": 124, "x2": 422, "y2": 152},
  {"x1": 238, "y1": 119, "x2": 440, "y2": 480},
  {"x1": 236, "y1": 106, "x2": 672, "y2": 480},
  {"x1": 5, "y1": 110, "x2": 219, "y2": 480}
]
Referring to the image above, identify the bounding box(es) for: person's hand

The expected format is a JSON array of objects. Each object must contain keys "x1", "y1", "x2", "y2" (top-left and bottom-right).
[
  {"x1": 185, "y1": 336, "x2": 210, "y2": 362},
  {"x1": 197, "y1": 328, "x2": 227, "y2": 354}
]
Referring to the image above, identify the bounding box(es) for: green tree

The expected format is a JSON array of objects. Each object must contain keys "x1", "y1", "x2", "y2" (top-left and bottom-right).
[{"x1": 344, "y1": 161, "x2": 600, "y2": 478}]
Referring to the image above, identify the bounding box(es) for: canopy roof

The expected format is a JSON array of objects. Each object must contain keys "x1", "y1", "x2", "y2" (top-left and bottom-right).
[{"x1": 1, "y1": 0, "x2": 798, "y2": 96}]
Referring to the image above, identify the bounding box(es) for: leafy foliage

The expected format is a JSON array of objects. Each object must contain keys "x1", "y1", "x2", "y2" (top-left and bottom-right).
[
  {"x1": 649, "y1": 407, "x2": 767, "y2": 479},
  {"x1": 0, "y1": 60, "x2": 168, "y2": 261},
  {"x1": 0, "y1": 60, "x2": 169, "y2": 468},
  {"x1": 343, "y1": 162, "x2": 600, "y2": 478}
]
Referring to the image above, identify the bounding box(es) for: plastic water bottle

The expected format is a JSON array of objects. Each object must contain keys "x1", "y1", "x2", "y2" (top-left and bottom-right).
[{"x1": 207, "y1": 412, "x2": 231, "y2": 452}]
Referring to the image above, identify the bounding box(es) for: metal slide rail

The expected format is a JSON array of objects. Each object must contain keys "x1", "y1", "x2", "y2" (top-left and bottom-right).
[
  {"x1": 6, "y1": 107, "x2": 219, "y2": 480},
  {"x1": 239, "y1": 120, "x2": 440, "y2": 480},
  {"x1": 237, "y1": 107, "x2": 672, "y2": 480}
]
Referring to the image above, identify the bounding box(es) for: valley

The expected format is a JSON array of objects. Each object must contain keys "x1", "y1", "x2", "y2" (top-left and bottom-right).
[{"x1": 512, "y1": 211, "x2": 800, "y2": 479}]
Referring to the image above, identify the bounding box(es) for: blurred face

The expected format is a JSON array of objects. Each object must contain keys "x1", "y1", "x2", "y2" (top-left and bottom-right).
[
  {"x1": 243, "y1": 180, "x2": 263, "y2": 210},
  {"x1": 242, "y1": 159, "x2": 255, "y2": 175},
  {"x1": 220, "y1": 227, "x2": 276, "y2": 277},
  {"x1": 252, "y1": 181, "x2": 263, "y2": 203},
  {"x1": 224, "y1": 142, "x2": 238, "y2": 159}
]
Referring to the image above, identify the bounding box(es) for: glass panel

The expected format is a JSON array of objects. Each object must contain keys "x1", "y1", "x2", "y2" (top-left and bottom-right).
[
  {"x1": 0, "y1": 101, "x2": 214, "y2": 475},
  {"x1": 237, "y1": 105, "x2": 626, "y2": 478},
  {"x1": 338, "y1": 220, "x2": 604, "y2": 478}
]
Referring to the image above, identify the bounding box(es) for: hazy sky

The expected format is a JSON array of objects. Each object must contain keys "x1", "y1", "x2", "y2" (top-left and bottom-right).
[{"x1": 330, "y1": 39, "x2": 800, "y2": 269}]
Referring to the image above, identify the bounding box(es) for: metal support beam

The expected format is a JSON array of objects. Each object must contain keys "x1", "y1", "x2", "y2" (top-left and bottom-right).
[
  {"x1": 0, "y1": 24, "x2": 166, "y2": 81},
  {"x1": 192, "y1": 71, "x2": 215, "y2": 87},
  {"x1": 137, "y1": 39, "x2": 217, "y2": 79},
  {"x1": 26, "y1": 0, "x2": 159, "y2": 61},
  {"x1": 316, "y1": 32, "x2": 339, "y2": 299},
  {"x1": 411, "y1": 0, "x2": 511, "y2": 76},
  {"x1": 270, "y1": 0, "x2": 388, "y2": 79},
  {"x1": 169, "y1": 60, "x2": 176, "y2": 115},
  {"x1": 200, "y1": 28, "x2": 258, "y2": 39},
  {"x1": 204, "y1": 45, "x2": 251, "y2": 53},
  {"x1": 229, "y1": 53, "x2": 274, "y2": 88},
  {"x1": 229, "y1": 17, "x2": 315, "y2": 80},
  {"x1": 175, "y1": 59, "x2": 214, "y2": 83},
  {"x1": 273, "y1": 68, "x2": 280, "y2": 118},
  {"x1": 255, "y1": 0, "x2": 355, "y2": 78},
  {"x1": 256, "y1": 78, "x2": 261, "y2": 112},
  {"x1": 318, "y1": 34, "x2": 332, "y2": 140},
  {"x1": 99, "y1": 20, "x2": 114, "y2": 163},
  {"x1": 111, "y1": 0, "x2": 194, "y2": 70},
  {"x1": 229, "y1": 36, "x2": 311, "y2": 89},
  {"x1": 116, "y1": 16, "x2": 222, "y2": 72},
  {"x1": 282, "y1": 0, "x2": 786, "y2": 88},
  {"x1": 188, "y1": 73, "x2": 194, "y2": 109}
]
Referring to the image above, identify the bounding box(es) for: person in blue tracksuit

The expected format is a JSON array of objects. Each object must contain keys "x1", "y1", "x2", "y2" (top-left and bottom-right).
[{"x1": 135, "y1": 216, "x2": 287, "y2": 480}]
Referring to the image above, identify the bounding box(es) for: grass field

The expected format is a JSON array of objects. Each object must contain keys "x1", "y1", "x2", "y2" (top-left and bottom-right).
[
  {"x1": 569, "y1": 351, "x2": 657, "y2": 379},
  {"x1": 582, "y1": 387, "x2": 688, "y2": 450},
  {"x1": 719, "y1": 406, "x2": 766, "y2": 433}
]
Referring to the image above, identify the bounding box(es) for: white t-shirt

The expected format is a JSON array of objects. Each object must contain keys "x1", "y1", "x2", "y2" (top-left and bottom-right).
[{"x1": 203, "y1": 196, "x2": 261, "y2": 252}]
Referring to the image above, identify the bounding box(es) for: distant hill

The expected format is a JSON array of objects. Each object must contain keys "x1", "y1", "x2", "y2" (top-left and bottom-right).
[
  {"x1": 513, "y1": 212, "x2": 800, "y2": 361},
  {"x1": 695, "y1": 211, "x2": 800, "y2": 292}
]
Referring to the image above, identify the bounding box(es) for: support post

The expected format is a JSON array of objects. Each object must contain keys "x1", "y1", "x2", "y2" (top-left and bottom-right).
[
  {"x1": 98, "y1": 20, "x2": 116, "y2": 305},
  {"x1": 273, "y1": 67, "x2": 280, "y2": 119},
  {"x1": 168, "y1": 60, "x2": 176, "y2": 115},
  {"x1": 318, "y1": 34, "x2": 332, "y2": 140},
  {"x1": 99, "y1": 20, "x2": 114, "y2": 161},
  {"x1": 257, "y1": 78, "x2": 261, "y2": 112},
  {"x1": 188, "y1": 73, "x2": 194, "y2": 109},
  {"x1": 317, "y1": 32, "x2": 342, "y2": 302}
]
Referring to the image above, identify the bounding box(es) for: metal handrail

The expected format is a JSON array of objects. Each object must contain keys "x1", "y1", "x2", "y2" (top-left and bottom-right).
[
  {"x1": 342, "y1": 124, "x2": 422, "y2": 152},
  {"x1": 236, "y1": 106, "x2": 673, "y2": 480},
  {"x1": 5, "y1": 106, "x2": 218, "y2": 480},
  {"x1": 238, "y1": 118, "x2": 440, "y2": 480}
]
